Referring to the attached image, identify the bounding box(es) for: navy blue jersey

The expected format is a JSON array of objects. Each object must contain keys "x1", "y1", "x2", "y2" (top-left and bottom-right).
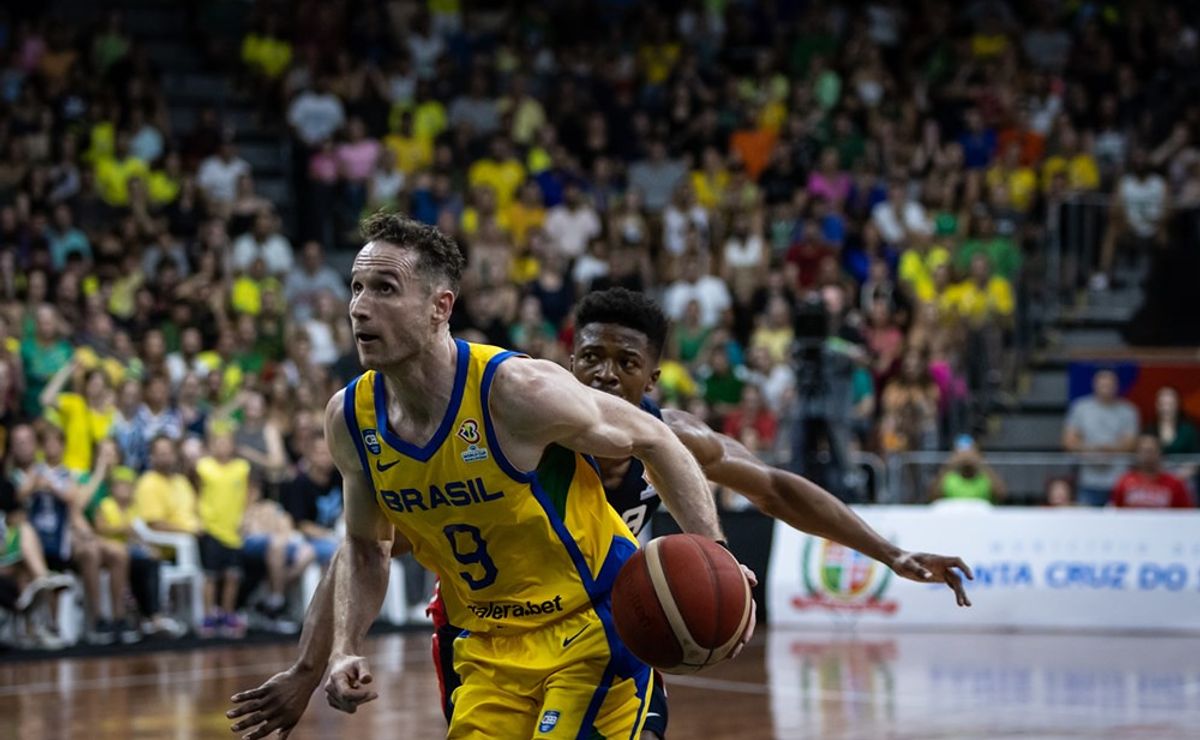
[
  {"x1": 17, "y1": 465, "x2": 73, "y2": 562},
  {"x1": 605, "y1": 396, "x2": 664, "y2": 537}
]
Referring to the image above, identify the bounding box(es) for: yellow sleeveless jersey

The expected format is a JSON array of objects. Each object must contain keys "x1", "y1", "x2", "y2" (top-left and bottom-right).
[{"x1": 344, "y1": 340, "x2": 639, "y2": 635}]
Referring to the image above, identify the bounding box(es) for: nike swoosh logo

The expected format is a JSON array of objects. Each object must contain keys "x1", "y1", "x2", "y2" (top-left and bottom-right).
[
  {"x1": 562, "y1": 624, "x2": 588, "y2": 648},
  {"x1": 375, "y1": 459, "x2": 400, "y2": 472}
]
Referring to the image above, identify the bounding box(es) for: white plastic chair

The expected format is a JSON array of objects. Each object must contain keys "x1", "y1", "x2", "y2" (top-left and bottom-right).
[{"x1": 131, "y1": 519, "x2": 205, "y2": 629}]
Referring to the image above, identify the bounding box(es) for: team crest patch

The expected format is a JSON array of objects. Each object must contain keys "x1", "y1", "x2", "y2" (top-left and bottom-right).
[
  {"x1": 362, "y1": 429, "x2": 382, "y2": 455},
  {"x1": 457, "y1": 418, "x2": 481, "y2": 445},
  {"x1": 538, "y1": 710, "x2": 560, "y2": 733}
]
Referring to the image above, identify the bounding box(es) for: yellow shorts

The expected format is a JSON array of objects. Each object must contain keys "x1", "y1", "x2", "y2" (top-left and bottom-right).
[{"x1": 449, "y1": 608, "x2": 653, "y2": 739}]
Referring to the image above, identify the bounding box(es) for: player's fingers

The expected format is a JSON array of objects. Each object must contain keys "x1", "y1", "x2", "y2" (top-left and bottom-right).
[
  {"x1": 945, "y1": 571, "x2": 971, "y2": 607},
  {"x1": 227, "y1": 696, "x2": 270, "y2": 719},
  {"x1": 953, "y1": 557, "x2": 975, "y2": 580},
  {"x1": 232, "y1": 713, "x2": 270, "y2": 737},
  {"x1": 326, "y1": 683, "x2": 376, "y2": 712},
  {"x1": 230, "y1": 711, "x2": 265, "y2": 732},
  {"x1": 232, "y1": 705, "x2": 283, "y2": 734},
  {"x1": 742, "y1": 596, "x2": 758, "y2": 645},
  {"x1": 243, "y1": 713, "x2": 291, "y2": 740},
  {"x1": 739, "y1": 564, "x2": 759, "y2": 588},
  {"x1": 230, "y1": 687, "x2": 268, "y2": 704}
]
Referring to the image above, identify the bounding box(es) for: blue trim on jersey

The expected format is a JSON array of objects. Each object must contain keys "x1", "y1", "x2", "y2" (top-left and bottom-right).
[
  {"x1": 479, "y1": 350, "x2": 532, "y2": 484},
  {"x1": 343, "y1": 376, "x2": 377, "y2": 495},
  {"x1": 639, "y1": 395, "x2": 663, "y2": 420},
  {"x1": 374, "y1": 339, "x2": 471, "y2": 462},
  {"x1": 581, "y1": 453, "x2": 601, "y2": 478},
  {"x1": 628, "y1": 666, "x2": 652, "y2": 740}
]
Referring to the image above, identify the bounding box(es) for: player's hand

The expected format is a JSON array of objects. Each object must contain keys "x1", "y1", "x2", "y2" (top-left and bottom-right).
[
  {"x1": 324, "y1": 653, "x2": 378, "y2": 714},
  {"x1": 730, "y1": 564, "x2": 758, "y2": 659},
  {"x1": 228, "y1": 665, "x2": 322, "y2": 739},
  {"x1": 891, "y1": 551, "x2": 974, "y2": 607}
]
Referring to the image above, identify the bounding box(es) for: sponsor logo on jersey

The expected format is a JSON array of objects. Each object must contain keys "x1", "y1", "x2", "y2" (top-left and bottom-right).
[
  {"x1": 378, "y1": 477, "x2": 505, "y2": 514},
  {"x1": 461, "y1": 444, "x2": 489, "y2": 463},
  {"x1": 538, "y1": 710, "x2": 560, "y2": 733},
  {"x1": 362, "y1": 428, "x2": 382, "y2": 455},
  {"x1": 640, "y1": 482, "x2": 658, "y2": 501},
  {"x1": 561, "y1": 624, "x2": 587, "y2": 648},
  {"x1": 457, "y1": 418, "x2": 481, "y2": 445},
  {"x1": 468, "y1": 594, "x2": 565, "y2": 621},
  {"x1": 792, "y1": 539, "x2": 897, "y2": 614}
]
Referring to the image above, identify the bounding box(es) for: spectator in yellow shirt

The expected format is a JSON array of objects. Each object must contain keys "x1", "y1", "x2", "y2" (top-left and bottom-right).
[
  {"x1": 383, "y1": 111, "x2": 434, "y2": 176},
  {"x1": 460, "y1": 185, "x2": 512, "y2": 239},
  {"x1": 986, "y1": 145, "x2": 1038, "y2": 212},
  {"x1": 945, "y1": 253, "x2": 1015, "y2": 329},
  {"x1": 1041, "y1": 126, "x2": 1100, "y2": 193},
  {"x1": 497, "y1": 74, "x2": 546, "y2": 146},
  {"x1": 945, "y1": 254, "x2": 1014, "y2": 412},
  {"x1": 94, "y1": 133, "x2": 149, "y2": 207},
  {"x1": 133, "y1": 435, "x2": 200, "y2": 535},
  {"x1": 94, "y1": 465, "x2": 185, "y2": 637},
  {"x1": 899, "y1": 242, "x2": 952, "y2": 304},
  {"x1": 388, "y1": 82, "x2": 447, "y2": 143},
  {"x1": 195, "y1": 428, "x2": 251, "y2": 638},
  {"x1": 40, "y1": 360, "x2": 116, "y2": 475},
  {"x1": 691, "y1": 146, "x2": 730, "y2": 209},
  {"x1": 505, "y1": 180, "x2": 547, "y2": 248},
  {"x1": 468, "y1": 136, "x2": 526, "y2": 208},
  {"x1": 241, "y1": 16, "x2": 293, "y2": 80}
]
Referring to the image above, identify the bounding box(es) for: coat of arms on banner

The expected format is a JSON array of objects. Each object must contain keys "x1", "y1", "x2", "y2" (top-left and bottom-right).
[{"x1": 793, "y1": 539, "x2": 898, "y2": 614}]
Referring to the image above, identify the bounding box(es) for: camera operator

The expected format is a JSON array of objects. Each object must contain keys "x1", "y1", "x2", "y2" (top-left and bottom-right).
[{"x1": 785, "y1": 285, "x2": 870, "y2": 502}]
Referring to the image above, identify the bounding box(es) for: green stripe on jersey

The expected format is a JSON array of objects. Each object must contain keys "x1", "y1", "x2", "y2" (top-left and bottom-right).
[{"x1": 535, "y1": 444, "x2": 576, "y2": 521}]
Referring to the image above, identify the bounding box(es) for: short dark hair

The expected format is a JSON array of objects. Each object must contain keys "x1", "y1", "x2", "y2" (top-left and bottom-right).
[
  {"x1": 574, "y1": 288, "x2": 669, "y2": 358},
  {"x1": 360, "y1": 211, "x2": 465, "y2": 291}
]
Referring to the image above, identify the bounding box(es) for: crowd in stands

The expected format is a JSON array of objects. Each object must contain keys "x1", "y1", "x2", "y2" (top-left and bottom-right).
[{"x1": 3, "y1": 0, "x2": 1200, "y2": 649}]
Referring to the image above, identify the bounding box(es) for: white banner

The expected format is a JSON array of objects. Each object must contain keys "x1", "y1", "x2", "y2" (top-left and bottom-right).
[{"x1": 767, "y1": 503, "x2": 1200, "y2": 632}]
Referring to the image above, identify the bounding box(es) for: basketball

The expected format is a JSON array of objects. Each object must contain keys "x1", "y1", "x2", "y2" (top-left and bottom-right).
[{"x1": 611, "y1": 534, "x2": 752, "y2": 674}]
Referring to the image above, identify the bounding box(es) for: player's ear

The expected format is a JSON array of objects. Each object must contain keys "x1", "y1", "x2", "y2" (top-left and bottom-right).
[
  {"x1": 645, "y1": 366, "x2": 661, "y2": 393},
  {"x1": 431, "y1": 287, "x2": 455, "y2": 325}
]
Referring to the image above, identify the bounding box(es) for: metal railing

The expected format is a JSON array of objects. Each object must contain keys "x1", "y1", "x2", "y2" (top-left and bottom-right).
[
  {"x1": 883, "y1": 450, "x2": 1200, "y2": 505},
  {"x1": 1044, "y1": 192, "x2": 1112, "y2": 321}
]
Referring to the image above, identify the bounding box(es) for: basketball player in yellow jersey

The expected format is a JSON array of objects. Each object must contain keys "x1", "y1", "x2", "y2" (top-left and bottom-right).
[{"x1": 319, "y1": 213, "x2": 752, "y2": 739}]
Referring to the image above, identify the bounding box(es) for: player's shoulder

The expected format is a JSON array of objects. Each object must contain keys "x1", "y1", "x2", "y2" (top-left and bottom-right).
[{"x1": 489, "y1": 355, "x2": 572, "y2": 402}]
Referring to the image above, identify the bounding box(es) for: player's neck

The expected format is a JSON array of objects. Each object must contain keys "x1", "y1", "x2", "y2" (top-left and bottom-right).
[{"x1": 379, "y1": 333, "x2": 459, "y2": 425}]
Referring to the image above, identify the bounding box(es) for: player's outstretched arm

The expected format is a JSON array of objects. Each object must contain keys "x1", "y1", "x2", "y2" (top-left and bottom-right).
[
  {"x1": 229, "y1": 533, "x2": 414, "y2": 739},
  {"x1": 324, "y1": 389, "x2": 395, "y2": 714},
  {"x1": 663, "y1": 408, "x2": 974, "y2": 607},
  {"x1": 492, "y1": 358, "x2": 723, "y2": 541}
]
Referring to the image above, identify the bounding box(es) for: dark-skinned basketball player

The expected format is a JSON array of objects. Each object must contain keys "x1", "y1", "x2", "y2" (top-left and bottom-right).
[{"x1": 229, "y1": 287, "x2": 973, "y2": 739}]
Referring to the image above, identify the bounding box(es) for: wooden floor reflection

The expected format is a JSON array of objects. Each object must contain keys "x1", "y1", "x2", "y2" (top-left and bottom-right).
[{"x1": 1, "y1": 629, "x2": 1198, "y2": 739}]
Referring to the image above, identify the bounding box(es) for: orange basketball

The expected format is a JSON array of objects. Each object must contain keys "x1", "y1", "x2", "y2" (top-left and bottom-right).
[{"x1": 611, "y1": 534, "x2": 752, "y2": 674}]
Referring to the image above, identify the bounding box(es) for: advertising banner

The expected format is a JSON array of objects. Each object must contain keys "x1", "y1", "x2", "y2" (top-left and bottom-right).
[{"x1": 767, "y1": 505, "x2": 1200, "y2": 632}]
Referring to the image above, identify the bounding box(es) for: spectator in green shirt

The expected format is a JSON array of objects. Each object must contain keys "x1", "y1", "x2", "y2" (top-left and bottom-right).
[
  {"x1": 20, "y1": 305, "x2": 74, "y2": 419},
  {"x1": 700, "y1": 345, "x2": 744, "y2": 415},
  {"x1": 929, "y1": 437, "x2": 1007, "y2": 503},
  {"x1": 955, "y1": 211, "x2": 1021, "y2": 282}
]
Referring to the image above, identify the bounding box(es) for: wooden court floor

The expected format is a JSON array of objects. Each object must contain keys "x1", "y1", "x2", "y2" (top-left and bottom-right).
[{"x1": 2, "y1": 629, "x2": 1199, "y2": 739}]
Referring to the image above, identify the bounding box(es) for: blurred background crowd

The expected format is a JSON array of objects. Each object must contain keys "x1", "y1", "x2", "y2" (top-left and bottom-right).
[{"x1": 0, "y1": 0, "x2": 1197, "y2": 650}]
